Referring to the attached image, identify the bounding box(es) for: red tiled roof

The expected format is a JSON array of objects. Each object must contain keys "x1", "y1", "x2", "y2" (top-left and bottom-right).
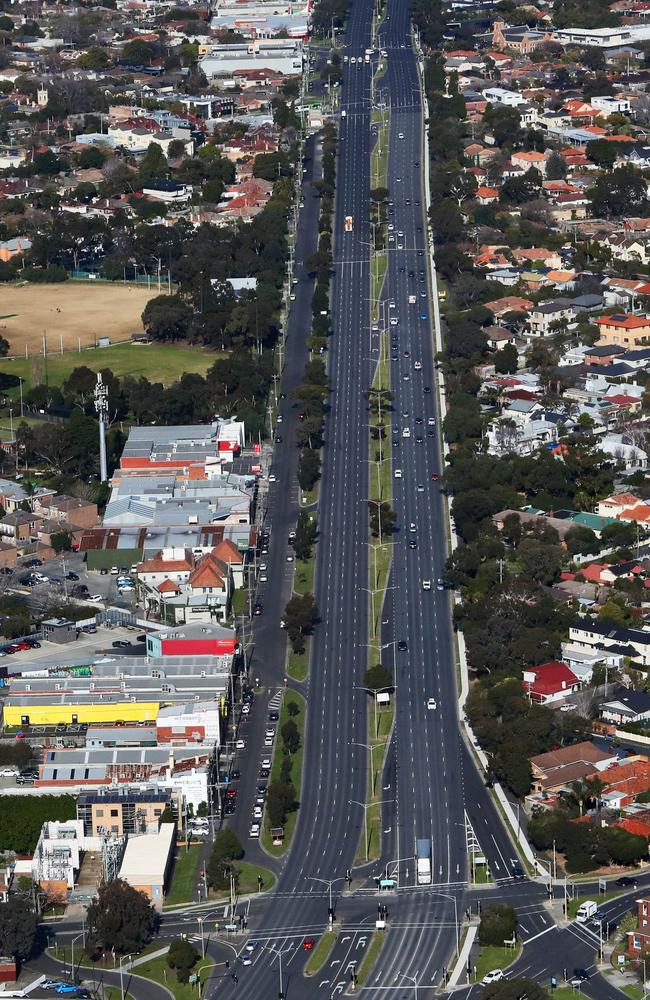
[{"x1": 525, "y1": 661, "x2": 579, "y2": 695}]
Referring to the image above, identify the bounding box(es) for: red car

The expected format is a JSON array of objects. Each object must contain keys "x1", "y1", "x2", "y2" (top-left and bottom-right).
[
  {"x1": 430, "y1": 473, "x2": 439, "y2": 481},
  {"x1": 302, "y1": 938, "x2": 314, "y2": 951}
]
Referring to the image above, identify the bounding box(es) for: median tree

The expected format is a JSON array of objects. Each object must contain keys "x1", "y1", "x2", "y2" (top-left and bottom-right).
[
  {"x1": 364, "y1": 663, "x2": 393, "y2": 692},
  {"x1": 478, "y1": 903, "x2": 517, "y2": 947},
  {"x1": 284, "y1": 593, "x2": 319, "y2": 653},
  {"x1": 281, "y1": 719, "x2": 300, "y2": 754},
  {"x1": 266, "y1": 778, "x2": 296, "y2": 827},
  {"x1": 86, "y1": 878, "x2": 158, "y2": 956},
  {"x1": 166, "y1": 938, "x2": 198, "y2": 983},
  {"x1": 293, "y1": 512, "x2": 318, "y2": 561},
  {"x1": 206, "y1": 828, "x2": 244, "y2": 890}
]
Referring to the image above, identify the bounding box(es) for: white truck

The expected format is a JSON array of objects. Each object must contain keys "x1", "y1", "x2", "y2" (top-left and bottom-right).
[
  {"x1": 575, "y1": 900, "x2": 598, "y2": 923},
  {"x1": 416, "y1": 838, "x2": 432, "y2": 885}
]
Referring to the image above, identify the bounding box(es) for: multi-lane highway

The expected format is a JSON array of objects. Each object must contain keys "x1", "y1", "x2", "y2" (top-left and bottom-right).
[{"x1": 34, "y1": 4, "x2": 643, "y2": 1000}]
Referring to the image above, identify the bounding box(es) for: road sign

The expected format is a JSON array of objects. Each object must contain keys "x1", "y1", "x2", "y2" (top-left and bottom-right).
[{"x1": 189, "y1": 974, "x2": 198, "y2": 984}]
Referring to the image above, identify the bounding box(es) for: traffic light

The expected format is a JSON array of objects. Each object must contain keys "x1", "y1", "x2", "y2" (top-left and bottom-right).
[{"x1": 225, "y1": 961, "x2": 230, "y2": 969}]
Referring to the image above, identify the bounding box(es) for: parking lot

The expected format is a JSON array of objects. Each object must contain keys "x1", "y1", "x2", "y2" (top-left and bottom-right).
[
  {"x1": 12, "y1": 551, "x2": 137, "y2": 611},
  {"x1": 0, "y1": 623, "x2": 144, "y2": 670}
]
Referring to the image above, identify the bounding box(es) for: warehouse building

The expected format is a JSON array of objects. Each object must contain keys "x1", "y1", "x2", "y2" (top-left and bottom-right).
[{"x1": 118, "y1": 823, "x2": 175, "y2": 909}]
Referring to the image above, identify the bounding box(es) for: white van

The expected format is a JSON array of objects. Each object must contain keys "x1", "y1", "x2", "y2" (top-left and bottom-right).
[{"x1": 576, "y1": 900, "x2": 598, "y2": 923}]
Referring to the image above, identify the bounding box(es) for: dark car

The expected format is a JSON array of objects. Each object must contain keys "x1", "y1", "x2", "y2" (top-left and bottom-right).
[
  {"x1": 24, "y1": 559, "x2": 42, "y2": 568},
  {"x1": 423, "y1": 386, "x2": 431, "y2": 393},
  {"x1": 511, "y1": 864, "x2": 525, "y2": 881},
  {"x1": 15, "y1": 774, "x2": 35, "y2": 785},
  {"x1": 409, "y1": 540, "x2": 417, "y2": 549},
  {"x1": 398, "y1": 640, "x2": 408, "y2": 651},
  {"x1": 572, "y1": 970, "x2": 590, "y2": 982},
  {"x1": 253, "y1": 603, "x2": 263, "y2": 615},
  {"x1": 0, "y1": 567, "x2": 12, "y2": 575},
  {"x1": 112, "y1": 640, "x2": 130, "y2": 648},
  {"x1": 259, "y1": 767, "x2": 270, "y2": 778},
  {"x1": 66, "y1": 572, "x2": 79, "y2": 581},
  {"x1": 269, "y1": 710, "x2": 279, "y2": 722},
  {"x1": 616, "y1": 875, "x2": 638, "y2": 887}
]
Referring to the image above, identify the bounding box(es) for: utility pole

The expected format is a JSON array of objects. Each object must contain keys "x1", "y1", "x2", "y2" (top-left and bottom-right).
[{"x1": 93, "y1": 372, "x2": 108, "y2": 483}]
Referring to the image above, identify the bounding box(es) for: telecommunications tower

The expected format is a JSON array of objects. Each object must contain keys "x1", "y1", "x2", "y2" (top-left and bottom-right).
[{"x1": 94, "y1": 372, "x2": 108, "y2": 483}]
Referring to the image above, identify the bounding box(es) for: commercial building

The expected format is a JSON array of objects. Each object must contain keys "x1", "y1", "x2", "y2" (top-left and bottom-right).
[
  {"x1": 200, "y1": 39, "x2": 303, "y2": 79},
  {"x1": 119, "y1": 420, "x2": 246, "y2": 473},
  {"x1": 146, "y1": 622, "x2": 237, "y2": 658},
  {"x1": 77, "y1": 788, "x2": 176, "y2": 837},
  {"x1": 118, "y1": 822, "x2": 175, "y2": 909}
]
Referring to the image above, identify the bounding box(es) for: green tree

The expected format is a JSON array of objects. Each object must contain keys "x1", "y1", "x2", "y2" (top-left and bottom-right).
[
  {"x1": 588, "y1": 164, "x2": 647, "y2": 217},
  {"x1": 564, "y1": 525, "x2": 599, "y2": 556},
  {"x1": 493, "y1": 342, "x2": 518, "y2": 374},
  {"x1": 51, "y1": 530, "x2": 72, "y2": 553},
  {"x1": 86, "y1": 878, "x2": 157, "y2": 956},
  {"x1": 284, "y1": 593, "x2": 319, "y2": 651},
  {"x1": 517, "y1": 537, "x2": 563, "y2": 585},
  {"x1": 478, "y1": 903, "x2": 517, "y2": 946},
  {"x1": 166, "y1": 938, "x2": 198, "y2": 983},
  {"x1": 0, "y1": 897, "x2": 37, "y2": 961},
  {"x1": 287, "y1": 700, "x2": 300, "y2": 717},
  {"x1": 206, "y1": 828, "x2": 244, "y2": 890},
  {"x1": 142, "y1": 294, "x2": 191, "y2": 341},
  {"x1": 363, "y1": 662, "x2": 393, "y2": 691},
  {"x1": 298, "y1": 449, "x2": 321, "y2": 491},
  {"x1": 266, "y1": 779, "x2": 296, "y2": 827},
  {"x1": 138, "y1": 143, "x2": 168, "y2": 185},
  {"x1": 281, "y1": 719, "x2": 300, "y2": 754}
]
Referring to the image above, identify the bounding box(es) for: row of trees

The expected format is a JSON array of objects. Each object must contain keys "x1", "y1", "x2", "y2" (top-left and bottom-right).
[{"x1": 266, "y1": 698, "x2": 302, "y2": 829}]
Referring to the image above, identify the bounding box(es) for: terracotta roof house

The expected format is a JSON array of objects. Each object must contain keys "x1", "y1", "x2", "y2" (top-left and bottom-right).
[{"x1": 530, "y1": 741, "x2": 617, "y2": 793}]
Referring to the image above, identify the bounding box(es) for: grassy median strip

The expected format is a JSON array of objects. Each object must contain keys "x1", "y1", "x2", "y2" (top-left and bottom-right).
[
  {"x1": 130, "y1": 955, "x2": 191, "y2": 1000},
  {"x1": 355, "y1": 932, "x2": 386, "y2": 987},
  {"x1": 304, "y1": 930, "x2": 339, "y2": 977},
  {"x1": 471, "y1": 943, "x2": 522, "y2": 983},
  {"x1": 261, "y1": 689, "x2": 306, "y2": 857}
]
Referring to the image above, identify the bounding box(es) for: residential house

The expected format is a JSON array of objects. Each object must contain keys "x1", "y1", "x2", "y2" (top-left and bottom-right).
[
  {"x1": 522, "y1": 661, "x2": 581, "y2": 704},
  {"x1": 528, "y1": 298, "x2": 575, "y2": 337},
  {"x1": 529, "y1": 741, "x2": 618, "y2": 794},
  {"x1": 511, "y1": 150, "x2": 550, "y2": 175},
  {"x1": 483, "y1": 295, "x2": 533, "y2": 319},
  {"x1": 601, "y1": 690, "x2": 650, "y2": 725},
  {"x1": 596, "y1": 314, "x2": 650, "y2": 348},
  {"x1": 569, "y1": 620, "x2": 650, "y2": 665},
  {"x1": 626, "y1": 898, "x2": 650, "y2": 957}
]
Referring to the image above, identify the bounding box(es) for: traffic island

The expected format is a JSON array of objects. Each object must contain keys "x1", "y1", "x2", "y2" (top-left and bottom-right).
[
  {"x1": 260, "y1": 689, "x2": 306, "y2": 857},
  {"x1": 304, "y1": 930, "x2": 339, "y2": 977}
]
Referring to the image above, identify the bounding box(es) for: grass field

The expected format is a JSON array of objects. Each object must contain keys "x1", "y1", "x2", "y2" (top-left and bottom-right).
[
  {"x1": 130, "y1": 953, "x2": 192, "y2": 1000},
  {"x1": 1, "y1": 284, "x2": 157, "y2": 356},
  {"x1": 164, "y1": 844, "x2": 202, "y2": 907},
  {"x1": 287, "y1": 646, "x2": 309, "y2": 682},
  {"x1": 355, "y1": 932, "x2": 385, "y2": 986},
  {"x1": 0, "y1": 341, "x2": 219, "y2": 392}
]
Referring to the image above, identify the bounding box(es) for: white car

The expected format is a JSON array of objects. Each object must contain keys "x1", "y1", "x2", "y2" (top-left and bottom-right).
[
  {"x1": 264, "y1": 736, "x2": 274, "y2": 747},
  {"x1": 427, "y1": 698, "x2": 437, "y2": 710},
  {"x1": 0, "y1": 767, "x2": 18, "y2": 777},
  {"x1": 236, "y1": 738, "x2": 246, "y2": 749},
  {"x1": 422, "y1": 580, "x2": 431, "y2": 591},
  {"x1": 398, "y1": 132, "x2": 404, "y2": 138},
  {"x1": 241, "y1": 703, "x2": 250, "y2": 715},
  {"x1": 390, "y1": 317, "x2": 399, "y2": 326},
  {"x1": 265, "y1": 728, "x2": 275, "y2": 738},
  {"x1": 88, "y1": 594, "x2": 103, "y2": 602},
  {"x1": 277, "y1": 414, "x2": 283, "y2": 423},
  {"x1": 482, "y1": 970, "x2": 504, "y2": 986},
  {"x1": 260, "y1": 573, "x2": 268, "y2": 583},
  {"x1": 427, "y1": 417, "x2": 435, "y2": 426},
  {"x1": 394, "y1": 469, "x2": 402, "y2": 479},
  {"x1": 249, "y1": 823, "x2": 261, "y2": 838},
  {"x1": 261, "y1": 758, "x2": 271, "y2": 769},
  {"x1": 402, "y1": 427, "x2": 411, "y2": 438},
  {"x1": 269, "y1": 474, "x2": 277, "y2": 483},
  {"x1": 416, "y1": 483, "x2": 424, "y2": 492},
  {"x1": 253, "y1": 806, "x2": 263, "y2": 819},
  {"x1": 286, "y1": 554, "x2": 294, "y2": 563},
  {"x1": 414, "y1": 361, "x2": 422, "y2": 370}
]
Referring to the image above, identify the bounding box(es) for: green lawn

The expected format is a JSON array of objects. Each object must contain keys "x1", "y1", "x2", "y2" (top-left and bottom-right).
[
  {"x1": 0, "y1": 342, "x2": 220, "y2": 392},
  {"x1": 294, "y1": 552, "x2": 316, "y2": 596},
  {"x1": 304, "y1": 930, "x2": 338, "y2": 976},
  {"x1": 287, "y1": 644, "x2": 309, "y2": 681},
  {"x1": 261, "y1": 689, "x2": 306, "y2": 856},
  {"x1": 230, "y1": 588, "x2": 247, "y2": 616},
  {"x1": 164, "y1": 844, "x2": 202, "y2": 907},
  {"x1": 129, "y1": 954, "x2": 195, "y2": 1000},
  {"x1": 621, "y1": 987, "x2": 645, "y2": 1000},
  {"x1": 472, "y1": 944, "x2": 522, "y2": 983},
  {"x1": 235, "y1": 861, "x2": 275, "y2": 895}
]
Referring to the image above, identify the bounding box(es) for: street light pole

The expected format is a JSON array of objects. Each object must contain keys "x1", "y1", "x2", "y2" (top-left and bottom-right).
[
  {"x1": 69, "y1": 932, "x2": 84, "y2": 984},
  {"x1": 349, "y1": 798, "x2": 393, "y2": 862},
  {"x1": 397, "y1": 969, "x2": 420, "y2": 999},
  {"x1": 430, "y1": 892, "x2": 460, "y2": 956},
  {"x1": 197, "y1": 916, "x2": 205, "y2": 958},
  {"x1": 119, "y1": 954, "x2": 132, "y2": 1000},
  {"x1": 305, "y1": 876, "x2": 345, "y2": 924},
  {"x1": 350, "y1": 739, "x2": 387, "y2": 795},
  {"x1": 266, "y1": 945, "x2": 291, "y2": 1000}
]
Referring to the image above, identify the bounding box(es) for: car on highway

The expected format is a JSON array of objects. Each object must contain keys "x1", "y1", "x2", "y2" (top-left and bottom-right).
[
  {"x1": 571, "y1": 970, "x2": 590, "y2": 984},
  {"x1": 409, "y1": 539, "x2": 417, "y2": 549},
  {"x1": 616, "y1": 875, "x2": 638, "y2": 887},
  {"x1": 427, "y1": 698, "x2": 437, "y2": 710},
  {"x1": 482, "y1": 970, "x2": 504, "y2": 985},
  {"x1": 414, "y1": 361, "x2": 422, "y2": 370},
  {"x1": 430, "y1": 473, "x2": 439, "y2": 481},
  {"x1": 242, "y1": 942, "x2": 258, "y2": 965},
  {"x1": 416, "y1": 484, "x2": 424, "y2": 492},
  {"x1": 394, "y1": 469, "x2": 402, "y2": 479},
  {"x1": 424, "y1": 385, "x2": 431, "y2": 393},
  {"x1": 398, "y1": 640, "x2": 408, "y2": 651},
  {"x1": 303, "y1": 938, "x2": 315, "y2": 950},
  {"x1": 437, "y1": 579, "x2": 445, "y2": 591},
  {"x1": 422, "y1": 580, "x2": 431, "y2": 590}
]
